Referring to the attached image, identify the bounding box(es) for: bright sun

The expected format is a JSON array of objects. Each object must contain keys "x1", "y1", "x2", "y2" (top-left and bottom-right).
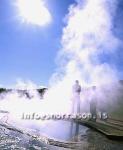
[{"x1": 15, "y1": 0, "x2": 52, "y2": 26}]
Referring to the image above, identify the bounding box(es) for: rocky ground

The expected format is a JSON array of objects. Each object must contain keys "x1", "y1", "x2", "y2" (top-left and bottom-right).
[{"x1": 0, "y1": 122, "x2": 123, "y2": 150}]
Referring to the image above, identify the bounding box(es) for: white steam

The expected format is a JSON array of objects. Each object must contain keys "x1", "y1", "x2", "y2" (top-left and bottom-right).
[
  {"x1": 47, "y1": 0, "x2": 121, "y2": 113},
  {"x1": 58, "y1": 0, "x2": 119, "y2": 85}
]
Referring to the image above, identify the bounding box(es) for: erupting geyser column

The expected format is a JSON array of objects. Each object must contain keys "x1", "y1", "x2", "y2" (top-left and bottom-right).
[{"x1": 48, "y1": 0, "x2": 120, "y2": 113}]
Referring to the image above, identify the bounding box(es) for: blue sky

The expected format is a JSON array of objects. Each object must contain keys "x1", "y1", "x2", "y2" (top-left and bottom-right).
[
  {"x1": 0, "y1": 0, "x2": 75, "y2": 87},
  {"x1": 0, "y1": 0, "x2": 123, "y2": 87}
]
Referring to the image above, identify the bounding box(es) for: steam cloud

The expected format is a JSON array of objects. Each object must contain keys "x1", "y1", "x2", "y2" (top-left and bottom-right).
[
  {"x1": 47, "y1": 0, "x2": 121, "y2": 113},
  {"x1": 54, "y1": 0, "x2": 120, "y2": 86}
]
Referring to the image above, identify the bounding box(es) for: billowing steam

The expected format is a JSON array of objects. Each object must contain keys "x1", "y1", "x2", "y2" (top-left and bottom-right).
[
  {"x1": 46, "y1": 0, "x2": 121, "y2": 112},
  {"x1": 55, "y1": 0, "x2": 120, "y2": 86}
]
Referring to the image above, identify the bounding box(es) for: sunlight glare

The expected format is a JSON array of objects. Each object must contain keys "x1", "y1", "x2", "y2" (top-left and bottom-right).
[{"x1": 16, "y1": 0, "x2": 52, "y2": 26}]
